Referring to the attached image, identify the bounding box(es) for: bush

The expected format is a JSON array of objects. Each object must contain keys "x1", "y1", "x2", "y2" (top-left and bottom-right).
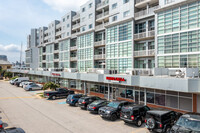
[
  {"x1": 10, "y1": 76, "x2": 18, "y2": 80},
  {"x1": 4, "y1": 71, "x2": 13, "y2": 79},
  {"x1": 43, "y1": 82, "x2": 60, "y2": 91}
]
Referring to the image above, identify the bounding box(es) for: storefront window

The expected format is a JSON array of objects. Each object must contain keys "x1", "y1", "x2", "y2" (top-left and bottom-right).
[
  {"x1": 155, "y1": 94, "x2": 165, "y2": 106},
  {"x1": 166, "y1": 95, "x2": 178, "y2": 109}
]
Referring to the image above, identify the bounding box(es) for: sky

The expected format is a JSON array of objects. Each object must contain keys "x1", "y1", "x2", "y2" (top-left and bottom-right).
[{"x1": 0, "y1": 0, "x2": 87, "y2": 63}]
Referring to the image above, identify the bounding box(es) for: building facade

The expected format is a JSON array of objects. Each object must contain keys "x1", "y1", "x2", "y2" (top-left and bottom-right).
[{"x1": 12, "y1": 0, "x2": 200, "y2": 113}]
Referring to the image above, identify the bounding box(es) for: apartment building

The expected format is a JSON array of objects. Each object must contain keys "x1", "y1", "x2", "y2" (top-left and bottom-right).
[{"x1": 15, "y1": 0, "x2": 200, "y2": 113}]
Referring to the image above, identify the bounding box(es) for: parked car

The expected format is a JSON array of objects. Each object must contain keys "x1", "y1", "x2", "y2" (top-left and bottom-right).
[
  {"x1": 0, "y1": 120, "x2": 25, "y2": 133},
  {"x1": 24, "y1": 84, "x2": 43, "y2": 91},
  {"x1": 145, "y1": 110, "x2": 182, "y2": 133},
  {"x1": 120, "y1": 104, "x2": 150, "y2": 127},
  {"x1": 11, "y1": 77, "x2": 29, "y2": 85},
  {"x1": 66, "y1": 94, "x2": 84, "y2": 106},
  {"x1": 170, "y1": 113, "x2": 200, "y2": 133},
  {"x1": 19, "y1": 81, "x2": 30, "y2": 88},
  {"x1": 15, "y1": 80, "x2": 29, "y2": 87},
  {"x1": 78, "y1": 96, "x2": 101, "y2": 110},
  {"x1": 87, "y1": 100, "x2": 109, "y2": 114},
  {"x1": 99, "y1": 101, "x2": 131, "y2": 121},
  {"x1": 44, "y1": 88, "x2": 74, "y2": 100}
]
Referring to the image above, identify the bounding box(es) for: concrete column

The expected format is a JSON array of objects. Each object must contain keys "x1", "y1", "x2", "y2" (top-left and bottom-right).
[
  {"x1": 146, "y1": 20, "x2": 149, "y2": 36},
  {"x1": 84, "y1": 82, "x2": 87, "y2": 95},
  {"x1": 147, "y1": 3, "x2": 149, "y2": 14},
  {"x1": 144, "y1": 88, "x2": 147, "y2": 105},
  {"x1": 68, "y1": 79, "x2": 70, "y2": 89}
]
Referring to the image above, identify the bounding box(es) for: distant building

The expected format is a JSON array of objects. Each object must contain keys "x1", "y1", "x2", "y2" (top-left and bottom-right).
[
  {"x1": 0, "y1": 55, "x2": 7, "y2": 61},
  {"x1": 0, "y1": 60, "x2": 12, "y2": 70}
]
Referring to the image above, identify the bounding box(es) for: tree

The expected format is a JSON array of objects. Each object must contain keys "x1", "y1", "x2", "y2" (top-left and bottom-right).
[
  {"x1": 43, "y1": 82, "x2": 60, "y2": 91},
  {"x1": 4, "y1": 71, "x2": 13, "y2": 79}
]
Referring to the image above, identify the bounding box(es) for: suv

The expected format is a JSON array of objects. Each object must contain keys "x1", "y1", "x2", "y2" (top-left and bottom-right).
[
  {"x1": 66, "y1": 94, "x2": 84, "y2": 106},
  {"x1": 120, "y1": 104, "x2": 150, "y2": 127},
  {"x1": 78, "y1": 96, "x2": 101, "y2": 109},
  {"x1": 145, "y1": 110, "x2": 182, "y2": 133},
  {"x1": 87, "y1": 100, "x2": 109, "y2": 114},
  {"x1": 98, "y1": 101, "x2": 131, "y2": 121},
  {"x1": 170, "y1": 113, "x2": 200, "y2": 133}
]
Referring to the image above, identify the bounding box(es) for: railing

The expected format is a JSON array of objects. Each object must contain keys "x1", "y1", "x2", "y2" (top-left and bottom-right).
[
  {"x1": 54, "y1": 50, "x2": 59, "y2": 53},
  {"x1": 55, "y1": 31, "x2": 62, "y2": 36},
  {"x1": 96, "y1": 11, "x2": 109, "y2": 20},
  {"x1": 134, "y1": 30, "x2": 155, "y2": 40},
  {"x1": 94, "y1": 40, "x2": 106, "y2": 47},
  {"x1": 135, "y1": 0, "x2": 146, "y2": 4},
  {"x1": 96, "y1": 0, "x2": 109, "y2": 10},
  {"x1": 94, "y1": 54, "x2": 105, "y2": 60},
  {"x1": 70, "y1": 57, "x2": 77, "y2": 61},
  {"x1": 70, "y1": 46, "x2": 77, "y2": 51},
  {"x1": 95, "y1": 22, "x2": 109, "y2": 31},
  {"x1": 72, "y1": 13, "x2": 80, "y2": 21},
  {"x1": 134, "y1": 49, "x2": 155, "y2": 57},
  {"x1": 53, "y1": 59, "x2": 59, "y2": 62},
  {"x1": 71, "y1": 32, "x2": 80, "y2": 38},
  {"x1": 135, "y1": 6, "x2": 160, "y2": 19},
  {"x1": 72, "y1": 23, "x2": 80, "y2": 30}
]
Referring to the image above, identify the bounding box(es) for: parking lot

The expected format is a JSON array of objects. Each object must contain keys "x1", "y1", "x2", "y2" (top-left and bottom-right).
[{"x1": 0, "y1": 80, "x2": 149, "y2": 133}]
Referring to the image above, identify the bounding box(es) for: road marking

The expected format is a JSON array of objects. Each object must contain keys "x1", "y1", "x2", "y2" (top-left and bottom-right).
[
  {"x1": 0, "y1": 96, "x2": 34, "y2": 100},
  {"x1": 58, "y1": 102, "x2": 67, "y2": 104},
  {"x1": 131, "y1": 128, "x2": 149, "y2": 133}
]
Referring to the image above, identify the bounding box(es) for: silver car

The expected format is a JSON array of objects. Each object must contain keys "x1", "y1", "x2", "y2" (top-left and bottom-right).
[{"x1": 24, "y1": 84, "x2": 43, "y2": 91}]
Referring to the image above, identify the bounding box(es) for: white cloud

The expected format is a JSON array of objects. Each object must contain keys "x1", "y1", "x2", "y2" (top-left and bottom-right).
[
  {"x1": 0, "y1": 44, "x2": 21, "y2": 52},
  {"x1": 42, "y1": 0, "x2": 88, "y2": 12}
]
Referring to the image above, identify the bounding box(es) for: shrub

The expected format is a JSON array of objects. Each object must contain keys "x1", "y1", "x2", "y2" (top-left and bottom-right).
[
  {"x1": 10, "y1": 76, "x2": 18, "y2": 80},
  {"x1": 43, "y1": 82, "x2": 60, "y2": 91}
]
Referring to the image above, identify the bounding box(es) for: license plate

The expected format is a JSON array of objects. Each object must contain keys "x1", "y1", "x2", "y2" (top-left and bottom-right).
[
  {"x1": 79, "y1": 103, "x2": 81, "y2": 104},
  {"x1": 124, "y1": 115, "x2": 127, "y2": 118}
]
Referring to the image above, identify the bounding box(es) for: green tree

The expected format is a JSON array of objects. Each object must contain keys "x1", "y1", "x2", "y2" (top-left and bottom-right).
[
  {"x1": 4, "y1": 71, "x2": 13, "y2": 79},
  {"x1": 43, "y1": 82, "x2": 60, "y2": 91}
]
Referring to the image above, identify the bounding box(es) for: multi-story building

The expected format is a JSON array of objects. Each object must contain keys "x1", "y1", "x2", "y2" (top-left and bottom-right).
[{"x1": 11, "y1": 0, "x2": 200, "y2": 113}]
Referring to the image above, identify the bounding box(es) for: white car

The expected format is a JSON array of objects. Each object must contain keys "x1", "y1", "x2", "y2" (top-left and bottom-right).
[
  {"x1": 23, "y1": 82, "x2": 43, "y2": 89},
  {"x1": 24, "y1": 84, "x2": 43, "y2": 91}
]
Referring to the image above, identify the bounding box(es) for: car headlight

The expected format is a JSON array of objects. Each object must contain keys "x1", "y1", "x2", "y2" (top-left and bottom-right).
[{"x1": 106, "y1": 110, "x2": 111, "y2": 114}]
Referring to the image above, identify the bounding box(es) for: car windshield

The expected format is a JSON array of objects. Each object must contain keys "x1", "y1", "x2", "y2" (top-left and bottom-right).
[
  {"x1": 176, "y1": 116, "x2": 200, "y2": 131},
  {"x1": 91, "y1": 100, "x2": 103, "y2": 105},
  {"x1": 107, "y1": 102, "x2": 119, "y2": 108}
]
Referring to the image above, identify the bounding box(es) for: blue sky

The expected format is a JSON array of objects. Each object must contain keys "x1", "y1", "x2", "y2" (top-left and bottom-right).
[{"x1": 0, "y1": 0, "x2": 87, "y2": 63}]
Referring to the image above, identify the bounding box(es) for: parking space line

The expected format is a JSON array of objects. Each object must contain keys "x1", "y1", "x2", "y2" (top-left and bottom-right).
[
  {"x1": 0, "y1": 96, "x2": 34, "y2": 100},
  {"x1": 131, "y1": 128, "x2": 149, "y2": 133}
]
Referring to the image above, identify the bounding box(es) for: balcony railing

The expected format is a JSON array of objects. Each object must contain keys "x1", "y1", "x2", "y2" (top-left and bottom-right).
[
  {"x1": 135, "y1": 6, "x2": 160, "y2": 19},
  {"x1": 72, "y1": 23, "x2": 80, "y2": 30},
  {"x1": 96, "y1": 0, "x2": 109, "y2": 10},
  {"x1": 70, "y1": 57, "x2": 77, "y2": 61},
  {"x1": 53, "y1": 59, "x2": 59, "y2": 62},
  {"x1": 96, "y1": 11, "x2": 109, "y2": 20},
  {"x1": 54, "y1": 50, "x2": 59, "y2": 53},
  {"x1": 71, "y1": 32, "x2": 80, "y2": 38},
  {"x1": 72, "y1": 13, "x2": 80, "y2": 21},
  {"x1": 94, "y1": 54, "x2": 105, "y2": 60},
  {"x1": 134, "y1": 30, "x2": 155, "y2": 40},
  {"x1": 55, "y1": 31, "x2": 62, "y2": 36},
  {"x1": 94, "y1": 40, "x2": 106, "y2": 47},
  {"x1": 95, "y1": 22, "x2": 109, "y2": 31},
  {"x1": 70, "y1": 46, "x2": 77, "y2": 51},
  {"x1": 134, "y1": 49, "x2": 155, "y2": 57}
]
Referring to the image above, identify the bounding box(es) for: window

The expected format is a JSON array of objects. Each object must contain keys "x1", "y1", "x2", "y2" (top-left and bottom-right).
[
  {"x1": 63, "y1": 18, "x2": 65, "y2": 22},
  {"x1": 89, "y1": 3, "x2": 92, "y2": 8},
  {"x1": 89, "y1": 24, "x2": 93, "y2": 29},
  {"x1": 67, "y1": 24, "x2": 70, "y2": 28},
  {"x1": 89, "y1": 13, "x2": 92, "y2": 19},
  {"x1": 123, "y1": 0, "x2": 129, "y2": 4},
  {"x1": 112, "y1": 15, "x2": 117, "y2": 22},
  {"x1": 82, "y1": 7, "x2": 85, "y2": 12},
  {"x1": 123, "y1": 10, "x2": 130, "y2": 17},
  {"x1": 82, "y1": 27, "x2": 85, "y2": 32},
  {"x1": 67, "y1": 32, "x2": 69, "y2": 36},
  {"x1": 112, "y1": 3, "x2": 117, "y2": 9}
]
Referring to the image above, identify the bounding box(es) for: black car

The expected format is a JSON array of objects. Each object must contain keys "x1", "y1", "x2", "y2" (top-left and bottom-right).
[
  {"x1": 145, "y1": 110, "x2": 182, "y2": 133},
  {"x1": 0, "y1": 127, "x2": 25, "y2": 133},
  {"x1": 66, "y1": 94, "x2": 84, "y2": 106},
  {"x1": 44, "y1": 88, "x2": 74, "y2": 100},
  {"x1": 170, "y1": 113, "x2": 200, "y2": 133},
  {"x1": 120, "y1": 104, "x2": 150, "y2": 127},
  {"x1": 99, "y1": 101, "x2": 131, "y2": 121},
  {"x1": 78, "y1": 96, "x2": 101, "y2": 109},
  {"x1": 87, "y1": 100, "x2": 109, "y2": 114}
]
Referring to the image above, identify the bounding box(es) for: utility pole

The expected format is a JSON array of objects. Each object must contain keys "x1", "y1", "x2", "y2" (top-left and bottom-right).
[{"x1": 20, "y1": 42, "x2": 23, "y2": 69}]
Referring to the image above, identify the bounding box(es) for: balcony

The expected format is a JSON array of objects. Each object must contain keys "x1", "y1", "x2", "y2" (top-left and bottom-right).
[
  {"x1": 55, "y1": 31, "x2": 62, "y2": 36},
  {"x1": 53, "y1": 59, "x2": 59, "y2": 62},
  {"x1": 95, "y1": 22, "x2": 109, "y2": 31},
  {"x1": 96, "y1": 0, "x2": 109, "y2": 11},
  {"x1": 54, "y1": 50, "x2": 59, "y2": 53},
  {"x1": 72, "y1": 23, "x2": 80, "y2": 30},
  {"x1": 135, "y1": 0, "x2": 159, "y2": 8},
  {"x1": 134, "y1": 30, "x2": 155, "y2": 41},
  {"x1": 96, "y1": 11, "x2": 109, "y2": 21},
  {"x1": 94, "y1": 40, "x2": 106, "y2": 47},
  {"x1": 134, "y1": 49, "x2": 155, "y2": 57},
  {"x1": 135, "y1": 5, "x2": 160, "y2": 20},
  {"x1": 94, "y1": 54, "x2": 105, "y2": 60},
  {"x1": 71, "y1": 32, "x2": 80, "y2": 38},
  {"x1": 70, "y1": 46, "x2": 77, "y2": 51},
  {"x1": 72, "y1": 13, "x2": 80, "y2": 21},
  {"x1": 70, "y1": 57, "x2": 77, "y2": 61}
]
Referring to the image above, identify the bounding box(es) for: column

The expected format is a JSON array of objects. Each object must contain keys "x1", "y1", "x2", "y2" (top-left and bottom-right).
[
  {"x1": 108, "y1": 84, "x2": 110, "y2": 101},
  {"x1": 144, "y1": 88, "x2": 147, "y2": 105},
  {"x1": 84, "y1": 81, "x2": 87, "y2": 95}
]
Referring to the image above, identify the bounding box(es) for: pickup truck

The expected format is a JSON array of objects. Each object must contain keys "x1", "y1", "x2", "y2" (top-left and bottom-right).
[{"x1": 44, "y1": 88, "x2": 74, "y2": 100}]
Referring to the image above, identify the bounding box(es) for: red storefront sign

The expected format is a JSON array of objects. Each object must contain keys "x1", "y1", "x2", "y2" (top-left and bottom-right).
[
  {"x1": 52, "y1": 73, "x2": 61, "y2": 76},
  {"x1": 106, "y1": 77, "x2": 126, "y2": 82}
]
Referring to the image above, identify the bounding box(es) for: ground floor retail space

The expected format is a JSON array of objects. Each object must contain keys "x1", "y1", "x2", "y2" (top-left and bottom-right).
[{"x1": 16, "y1": 73, "x2": 199, "y2": 113}]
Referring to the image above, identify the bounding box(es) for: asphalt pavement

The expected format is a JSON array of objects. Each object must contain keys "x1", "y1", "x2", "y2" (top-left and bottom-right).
[{"x1": 0, "y1": 80, "x2": 149, "y2": 133}]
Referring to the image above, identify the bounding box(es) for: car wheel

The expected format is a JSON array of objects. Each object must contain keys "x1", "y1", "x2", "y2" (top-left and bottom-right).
[
  {"x1": 165, "y1": 126, "x2": 171, "y2": 133},
  {"x1": 136, "y1": 118, "x2": 142, "y2": 127},
  {"x1": 52, "y1": 96, "x2": 56, "y2": 100},
  {"x1": 146, "y1": 118, "x2": 155, "y2": 129},
  {"x1": 29, "y1": 88, "x2": 32, "y2": 91},
  {"x1": 75, "y1": 102, "x2": 78, "y2": 107},
  {"x1": 110, "y1": 114, "x2": 117, "y2": 121}
]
